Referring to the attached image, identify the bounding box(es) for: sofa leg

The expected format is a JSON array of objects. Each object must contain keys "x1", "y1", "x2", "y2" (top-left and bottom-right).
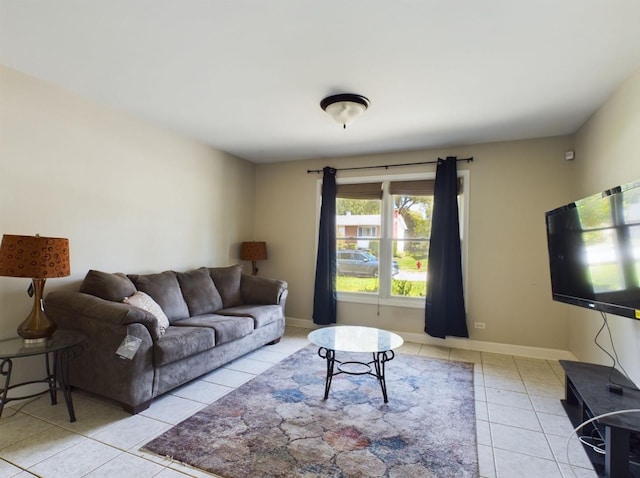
[
  {"x1": 122, "y1": 399, "x2": 152, "y2": 414},
  {"x1": 267, "y1": 337, "x2": 281, "y2": 345}
]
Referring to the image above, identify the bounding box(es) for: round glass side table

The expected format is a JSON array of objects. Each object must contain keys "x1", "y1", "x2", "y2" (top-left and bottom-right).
[{"x1": 0, "y1": 329, "x2": 86, "y2": 422}]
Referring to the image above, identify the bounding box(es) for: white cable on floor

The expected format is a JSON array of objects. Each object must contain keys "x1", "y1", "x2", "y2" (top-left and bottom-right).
[{"x1": 563, "y1": 408, "x2": 640, "y2": 478}]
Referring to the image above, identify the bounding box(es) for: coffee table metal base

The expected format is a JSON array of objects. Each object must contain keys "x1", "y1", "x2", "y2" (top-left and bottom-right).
[{"x1": 317, "y1": 347, "x2": 396, "y2": 403}]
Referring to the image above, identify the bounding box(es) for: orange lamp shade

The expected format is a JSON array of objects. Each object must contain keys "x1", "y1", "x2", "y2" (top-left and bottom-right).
[
  {"x1": 241, "y1": 241, "x2": 267, "y2": 276},
  {"x1": 240, "y1": 241, "x2": 267, "y2": 262},
  {"x1": 0, "y1": 234, "x2": 70, "y2": 279}
]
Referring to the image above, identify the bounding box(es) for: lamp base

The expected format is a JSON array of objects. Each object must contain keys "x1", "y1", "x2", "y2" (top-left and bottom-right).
[{"x1": 17, "y1": 278, "x2": 56, "y2": 342}]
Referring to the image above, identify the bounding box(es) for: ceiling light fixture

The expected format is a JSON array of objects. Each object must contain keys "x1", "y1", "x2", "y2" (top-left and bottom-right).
[{"x1": 320, "y1": 94, "x2": 370, "y2": 129}]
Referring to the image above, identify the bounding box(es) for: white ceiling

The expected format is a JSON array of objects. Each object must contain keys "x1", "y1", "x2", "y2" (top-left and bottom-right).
[{"x1": 2, "y1": 1, "x2": 640, "y2": 163}]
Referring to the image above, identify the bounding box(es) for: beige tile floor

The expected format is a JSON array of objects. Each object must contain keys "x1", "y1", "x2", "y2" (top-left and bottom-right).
[{"x1": 0, "y1": 326, "x2": 598, "y2": 478}]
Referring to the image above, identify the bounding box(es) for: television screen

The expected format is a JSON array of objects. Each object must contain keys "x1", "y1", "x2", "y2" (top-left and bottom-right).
[{"x1": 545, "y1": 179, "x2": 640, "y2": 319}]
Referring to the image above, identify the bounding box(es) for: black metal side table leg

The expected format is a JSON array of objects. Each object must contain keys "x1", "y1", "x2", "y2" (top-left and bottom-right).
[
  {"x1": 373, "y1": 350, "x2": 394, "y2": 403},
  {"x1": 318, "y1": 347, "x2": 336, "y2": 400},
  {"x1": 46, "y1": 352, "x2": 58, "y2": 405},
  {"x1": 56, "y1": 349, "x2": 76, "y2": 422},
  {"x1": 0, "y1": 358, "x2": 12, "y2": 419}
]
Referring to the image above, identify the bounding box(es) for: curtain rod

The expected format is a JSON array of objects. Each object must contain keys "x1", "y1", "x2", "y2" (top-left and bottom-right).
[{"x1": 306, "y1": 157, "x2": 473, "y2": 174}]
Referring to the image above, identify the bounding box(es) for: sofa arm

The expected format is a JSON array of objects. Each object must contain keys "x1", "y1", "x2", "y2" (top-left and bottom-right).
[
  {"x1": 45, "y1": 291, "x2": 162, "y2": 341},
  {"x1": 240, "y1": 274, "x2": 288, "y2": 306},
  {"x1": 44, "y1": 290, "x2": 157, "y2": 412}
]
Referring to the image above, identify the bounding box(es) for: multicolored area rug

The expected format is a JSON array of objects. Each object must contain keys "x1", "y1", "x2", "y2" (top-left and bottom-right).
[{"x1": 143, "y1": 345, "x2": 478, "y2": 478}]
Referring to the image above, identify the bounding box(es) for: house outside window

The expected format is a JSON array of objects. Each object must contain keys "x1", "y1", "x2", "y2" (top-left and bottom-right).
[{"x1": 325, "y1": 171, "x2": 468, "y2": 308}]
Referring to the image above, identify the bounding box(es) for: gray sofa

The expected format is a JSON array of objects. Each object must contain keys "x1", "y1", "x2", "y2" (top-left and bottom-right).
[{"x1": 44, "y1": 265, "x2": 287, "y2": 413}]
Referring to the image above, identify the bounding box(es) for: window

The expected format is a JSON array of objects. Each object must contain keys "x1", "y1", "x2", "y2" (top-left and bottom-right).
[
  {"x1": 327, "y1": 172, "x2": 468, "y2": 307},
  {"x1": 358, "y1": 226, "x2": 377, "y2": 237}
]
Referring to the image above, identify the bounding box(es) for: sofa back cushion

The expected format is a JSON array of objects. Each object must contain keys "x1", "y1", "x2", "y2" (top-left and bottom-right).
[
  {"x1": 128, "y1": 271, "x2": 190, "y2": 322},
  {"x1": 177, "y1": 267, "x2": 223, "y2": 316},
  {"x1": 79, "y1": 270, "x2": 137, "y2": 302},
  {"x1": 208, "y1": 264, "x2": 243, "y2": 308}
]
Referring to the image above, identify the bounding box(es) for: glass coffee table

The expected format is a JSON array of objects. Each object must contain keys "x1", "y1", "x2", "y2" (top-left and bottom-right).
[{"x1": 307, "y1": 325, "x2": 404, "y2": 403}]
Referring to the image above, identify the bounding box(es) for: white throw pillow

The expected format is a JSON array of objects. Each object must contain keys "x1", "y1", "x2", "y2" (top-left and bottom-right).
[{"x1": 124, "y1": 291, "x2": 171, "y2": 335}]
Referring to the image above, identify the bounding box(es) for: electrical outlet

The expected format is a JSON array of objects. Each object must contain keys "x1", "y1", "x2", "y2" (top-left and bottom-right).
[{"x1": 474, "y1": 322, "x2": 486, "y2": 329}]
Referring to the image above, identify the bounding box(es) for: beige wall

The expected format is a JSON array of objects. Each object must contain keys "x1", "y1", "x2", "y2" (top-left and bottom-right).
[
  {"x1": 7, "y1": 58, "x2": 638, "y2": 376},
  {"x1": 0, "y1": 66, "x2": 256, "y2": 352},
  {"x1": 571, "y1": 67, "x2": 640, "y2": 382},
  {"x1": 255, "y1": 136, "x2": 575, "y2": 351}
]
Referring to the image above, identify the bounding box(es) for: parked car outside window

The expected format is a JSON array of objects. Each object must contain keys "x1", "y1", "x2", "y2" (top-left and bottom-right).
[{"x1": 337, "y1": 250, "x2": 399, "y2": 277}]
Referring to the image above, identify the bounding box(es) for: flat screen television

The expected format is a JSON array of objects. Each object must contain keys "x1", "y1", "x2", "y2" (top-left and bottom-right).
[{"x1": 545, "y1": 179, "x2": 640, "y2": 319}]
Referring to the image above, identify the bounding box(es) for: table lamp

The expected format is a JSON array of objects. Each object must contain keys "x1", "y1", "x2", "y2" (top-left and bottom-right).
[
  {"x1": 0, "y1": 234, "x2": 70, "y2": 343},
  {"x1": 240, "y1": 241, "x2": 267, "y2": 276}
]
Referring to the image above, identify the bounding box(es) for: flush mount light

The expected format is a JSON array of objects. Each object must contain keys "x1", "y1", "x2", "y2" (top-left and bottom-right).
[{"x1": 320, "y1": 94, "x2": 370, "y2": 129}]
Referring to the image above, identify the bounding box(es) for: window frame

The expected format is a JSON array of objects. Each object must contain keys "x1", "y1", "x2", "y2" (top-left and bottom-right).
[{"x1": 316, "y1": 170, "x2": 470, "y2": 309}]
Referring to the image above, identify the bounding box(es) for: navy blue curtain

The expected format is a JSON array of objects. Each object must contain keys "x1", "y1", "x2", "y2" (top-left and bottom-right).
[
  {"x1": 313, "y1": 167, "x2": 337, "y2": 325},
  {"x1": 425, "y1": 157, "x2": 469, "y2": 338}
]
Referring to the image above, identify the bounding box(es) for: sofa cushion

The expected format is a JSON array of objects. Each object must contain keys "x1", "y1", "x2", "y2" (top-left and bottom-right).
[
  {"x1": 128, "y1": 271, "x2": 190, "y2": 323},
  {"x1": 79, "y1": 270, "x2": 137, "y2": 302},
  {"x1": 218, "y1": 304, "x2": 282, "y2": 329},
  {"x1": 176, "y1": 267, "x2": 223, "y2": 316},
  {"x1": 123, "y1": 291, "x2": 170, "y2": 336},
  {"x1": 208, "y1": 265, "x2": 243, "y2": 308},
  {"x1": 153, "y1": 326, "x2": 216, "y2": 366},
  {"x1": 172, "y1": 314, "x2": 254, "y2": 345}
]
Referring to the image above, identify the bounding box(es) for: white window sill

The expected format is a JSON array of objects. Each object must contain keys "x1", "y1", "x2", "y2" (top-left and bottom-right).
[{"x1": 337, "y1": 292, "x2": 425, "y2": 309}]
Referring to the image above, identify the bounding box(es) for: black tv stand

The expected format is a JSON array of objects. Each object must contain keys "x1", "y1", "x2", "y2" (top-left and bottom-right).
[{"x1": 560, "y1": 360, "x2": 640, "y2": 478}]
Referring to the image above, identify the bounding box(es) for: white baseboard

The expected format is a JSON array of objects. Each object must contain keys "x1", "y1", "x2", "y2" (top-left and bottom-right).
[{"x1": 285, "y1": 316, "x2": 576, "y2": 362}]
